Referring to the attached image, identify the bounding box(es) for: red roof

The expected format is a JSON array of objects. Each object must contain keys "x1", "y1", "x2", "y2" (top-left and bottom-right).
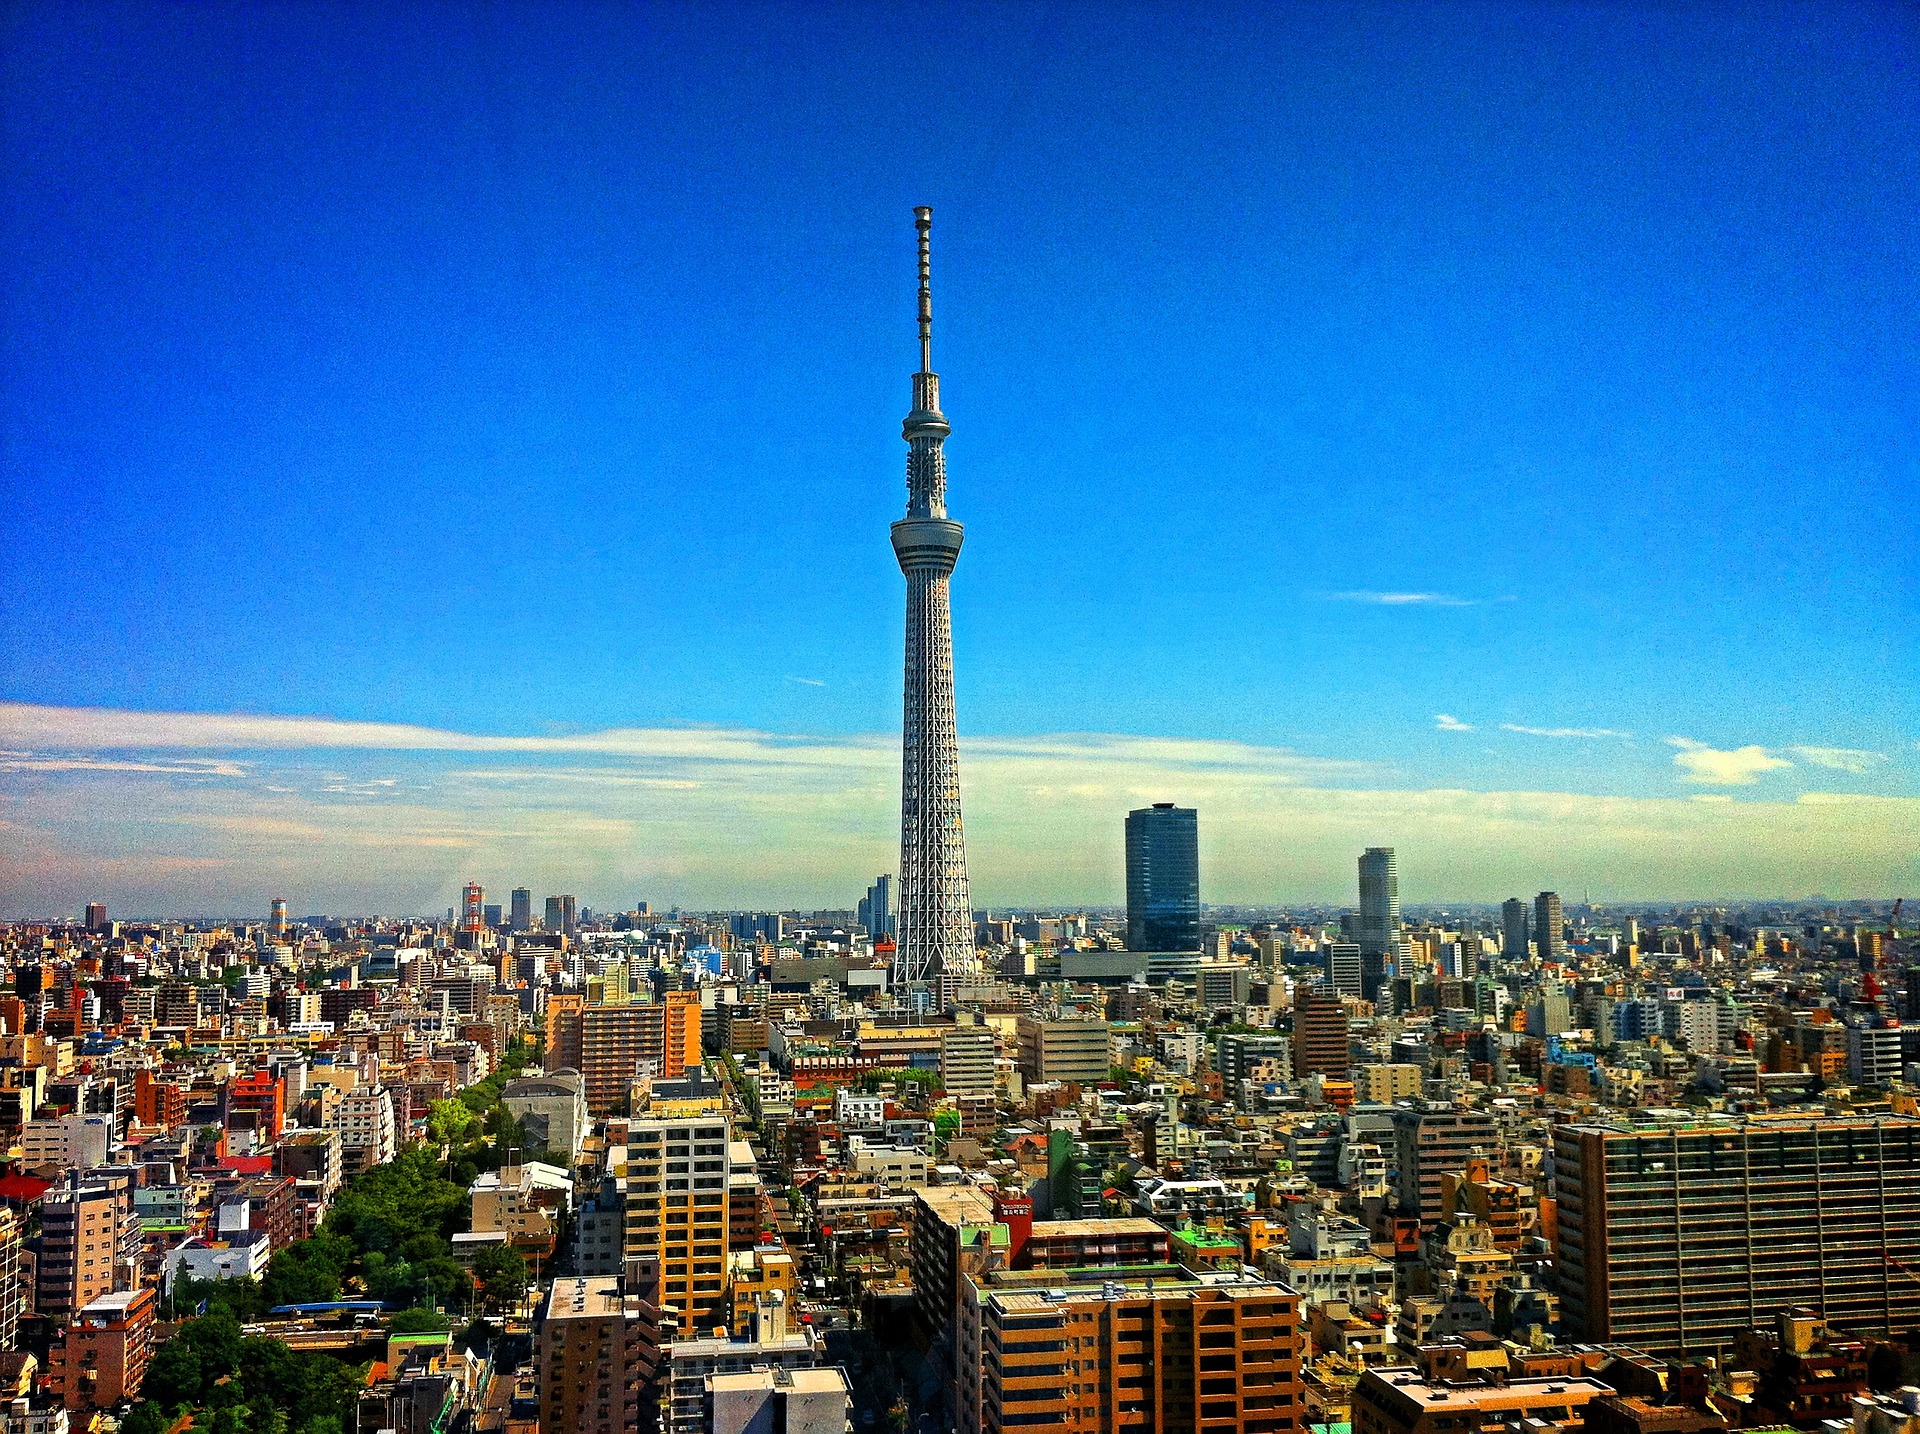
[
  {"x1": 0, "y1": 1172, "x2": 54, "y2": 1205},
  {"x1": 214, "y1": 1155, "x2": 275, "y2": 1177}
]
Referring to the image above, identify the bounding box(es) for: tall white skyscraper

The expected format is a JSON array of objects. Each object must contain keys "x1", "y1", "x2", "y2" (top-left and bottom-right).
[
  {"x1": 1357, "y1": 847, "x2": 1399, "y2": 957},
  {"x1": 891, "y1": 208, "x2": 974, "y2": 989}
]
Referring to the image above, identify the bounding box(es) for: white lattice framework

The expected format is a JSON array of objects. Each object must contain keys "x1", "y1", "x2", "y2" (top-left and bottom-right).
[{"x1": 890, "y1": 207, "x2": 975, "y2": 990}]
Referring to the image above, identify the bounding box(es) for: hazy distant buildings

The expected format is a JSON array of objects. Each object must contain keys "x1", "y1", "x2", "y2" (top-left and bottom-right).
[
  {"x1": 1501, "y1": 897, "x2": 1530, "y2": 961},
  {"x1": 1125, "y1": 803, "x2": 1200, "y2": 953},
  {"x1": 1534, "y1": 891, "x2": 1566, "y2": 963},
  {"x1": 510, "y1": 887, "x2": 533, "y2": 933},
  {"x1": 858, "y1": 874, "x2": 893, "y2": 938},
  {"x1": 1357, "y1": 847, "x2": 1400, "y2": 956},
  {"x1": 545, "y1": 894, "x2": 578, "y2": 936},
  {"x1": 1327, "y1": 942, "x2": 1364, "y2": 999}
]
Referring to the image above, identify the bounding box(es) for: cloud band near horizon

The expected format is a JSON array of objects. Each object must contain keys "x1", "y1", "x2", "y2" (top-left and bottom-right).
[{"x1": 0, "y1": 702, "x2": 1912, "y2": 917}]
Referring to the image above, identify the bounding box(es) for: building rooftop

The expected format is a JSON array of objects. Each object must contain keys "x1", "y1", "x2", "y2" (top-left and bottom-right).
[
  {"x1": 912, "y1": 1184, "x2": 996, "y2": 1225},
  {"x1": 545, "y1": 1276, "x2": 626, "y2": 1320},
  {"x1": 1365, "y1": 1370, "x2": 1616, "y2": 1413},
  {"x1": 988, "y1": 1267, "x2": 1291, "y2": 1311},
  {"x1": 1029, "y1": 1217, "x2": 1166, "y2": 1238}
]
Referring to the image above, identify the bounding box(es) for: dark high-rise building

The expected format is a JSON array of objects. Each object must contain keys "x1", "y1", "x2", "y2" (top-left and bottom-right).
[
  {"x1": 1392, "y1": 1103, "x2": 1500, "y2": 1228},
  {"x1": 1534, "y1": 891, "x2": 1566, "y2": 963},
  {"x1": 1125, "y1": 803, "x2": 1200, "y2": 953},
  {"x1": 1357, "y1": 848, "x2": 1399, "y2": 956},
  {"x1": 858, "y1": 875, "x2": 893, "y2": 938},
  {"x1": 1555, "y1": 1114, "x2": 1920, "y2": 1355},
  {"x1": 84, "y1": 903, "x2": 108, "y2": 934},
  {"x1": 545, "y1": 895, "x2": 578, "y2": 936},
  {"x1": 510, "y1": 887, "x2": 533, "y2": 933},
  {"x1": 1501, "y1": 897, "x2": 1530, "y2": 961},
  {"x1": 1293, "y1": 987, "x2": 1350, "y2": 1077}
]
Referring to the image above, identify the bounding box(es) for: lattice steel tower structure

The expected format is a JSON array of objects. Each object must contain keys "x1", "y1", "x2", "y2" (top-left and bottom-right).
[{"x1": 890, "y1": 206, "x2": 974, "y2": 990}]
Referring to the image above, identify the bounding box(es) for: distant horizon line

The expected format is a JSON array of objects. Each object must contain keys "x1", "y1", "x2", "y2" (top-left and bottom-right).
[{"x1": 10, "y1": 894, "x2": 1904, "y2": 926}]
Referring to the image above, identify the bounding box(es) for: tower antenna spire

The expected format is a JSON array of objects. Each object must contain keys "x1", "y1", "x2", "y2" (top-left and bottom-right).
[
  {"x1": 915, "y1": 206, "x2": 933, "y2": 373},
  {"x1": 890, "y1": 205, "x2": 973, "y2": 994}
]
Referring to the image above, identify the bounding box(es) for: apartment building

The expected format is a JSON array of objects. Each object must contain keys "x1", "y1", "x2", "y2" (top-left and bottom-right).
[
  {"x1": 706, "y1": 1366, "x2": 851, "y2": 1434},
  {"x1": 22, "y1": 1114, "x2": 113, "y2": 1173},
  {"x1": 1353, "y1": 1063, "x2": 1424, "y2": 1103},
  {"x1": 1352, "y1": 1363, "x2": 1613, "y2": 1434},
  {"x1": 1015, "y1": 1016, "x2": 1111, "y2": 1087},
  {"x1": 1391, "y1": 1104, "x2": 1500, "y2": 1229},
  {"x1": 1554, "y1": 1114, "x2": 1920, "y2": 1354},
  {"x1": 1292, "y1": 990, "x2": 1350, "y2": 1078},
  {"x1": 37, "y1": 1178, "x2": 140, "y2": 1321},
  {"x1": 537, "y1": 1276, "x2": 658, "y2": 1434},
  {"x1": 662, "y1": 1300, "x2": 823, "y2": 1434},
  {"x1": 326, "y1": 1085, "x2": 397, "y2": 1177},
  {"x1": 502, "y1": 1071, "x2": 589, "y2": 1161},
  {"x1": 965, "y1": 1268, "x2": 1302, "y2": 1434},
  {"x1": 45, "y1": 1287, "x2": 158, "y2": 1412},
  {"x1": 940, "y1": 1027, "x2": 998, "y2": 1096},
  {"x1": 581, "y1": 994, "x2": 703, "y2": 1115},
  {"x1": 0, "y1": 1208, "x2": 23, "y2": 1352},
  {"x1": 624, "y1": 1112, "x2": 733, "y2": 1335},
  {"x1": 545, "y1": 992, "x2": 586, "y2": 1072}
]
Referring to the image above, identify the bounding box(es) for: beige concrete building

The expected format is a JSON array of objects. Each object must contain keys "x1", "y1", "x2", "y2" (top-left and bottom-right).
[
  {"x1": 537, "y1": 1276, "x2": 656, "y2": 1434},
  {"x1": 1015, "y1": 1016, "x2": 1110, "y2": 1086}
]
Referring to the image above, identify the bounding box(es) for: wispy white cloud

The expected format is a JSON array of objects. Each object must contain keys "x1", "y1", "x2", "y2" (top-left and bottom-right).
[
  {"x1": 1500, "y1": 724, "x2": 1632, "y2": 740},
  {"x1": 785, "y1": 676, "x2": 827, "y2": 688},
  {"x1": 1, "y1": 702, "x2": 1913, "y2": 914},
  {"x1": 1434, "y1": 714, "x2": 1474, "y2": 732},
  {"x1": 1667, "y1": 737, "x2": 1793, "y2": 786},
  {"x1": 1326, "y1": 591, "x2": 1479, "y2": 607},
  {"x1": 1790, "y1": 745, "x2": 1886, "y2": 774},
  {"x1": 0, "y1": 753, "x2": 250, "y2": 778},
  {"x1": 0, "y1": 702, "x2": 892, "y2": 770}
]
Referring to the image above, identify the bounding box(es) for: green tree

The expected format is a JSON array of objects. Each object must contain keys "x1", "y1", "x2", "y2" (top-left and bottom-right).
[
  {"x1": 388, "y1": 1308, "x2": 453, "y2": 1333},
  {"x1": 428, "y1": 1098, "x2": 481, "y2": 1145},
  {"x1": 471, "y1": 1244, "x2": 528, "y2": 1313},
  {"x1": 122, "y1": 1402, "x2": 172, "y2": 1434}
]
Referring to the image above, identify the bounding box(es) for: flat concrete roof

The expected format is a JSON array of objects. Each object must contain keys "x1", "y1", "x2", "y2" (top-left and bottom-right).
[
  {"x1": 1030, "y1": 1218, "x2": 1166, "y2": 1238},
  {"x1": 545, "y1": 1276, "x2": 625, "y2": 1320}
]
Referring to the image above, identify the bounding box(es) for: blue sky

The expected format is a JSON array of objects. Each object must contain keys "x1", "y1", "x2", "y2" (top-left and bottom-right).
[{"x1": 1, "y1": 2, "x2": 1914, "y2": 915}]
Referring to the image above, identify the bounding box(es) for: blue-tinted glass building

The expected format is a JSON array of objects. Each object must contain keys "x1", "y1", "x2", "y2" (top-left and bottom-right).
[{"x1": 1125, "y1": 803, "x2": 1200, "y2": 953}]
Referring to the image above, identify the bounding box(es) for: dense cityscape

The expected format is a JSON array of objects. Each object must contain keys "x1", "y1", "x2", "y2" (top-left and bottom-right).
[
  {"x1": 3, "y1": 7, "x2": 1913, "y2": 1434},
  {"x1": 0, "y1": 210, "x2": 1912, "y2": 1434},
  {"x1": 0, "y1": 865, "x2": 1912, "y2": 1434}
]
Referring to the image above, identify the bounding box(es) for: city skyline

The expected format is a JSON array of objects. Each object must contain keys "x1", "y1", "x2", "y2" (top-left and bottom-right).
[
  {"x1": 2, "y1": 3, "x2": 1914, "y2": 915},
  {"x1": 0, "y1": 695, "x2": 1912, "y2": 916}
]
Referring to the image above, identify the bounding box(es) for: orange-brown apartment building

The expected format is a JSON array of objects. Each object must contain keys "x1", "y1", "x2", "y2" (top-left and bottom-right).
[{"x1": 963, "y1": 1268, "x2": 1303, "y2": 1434}]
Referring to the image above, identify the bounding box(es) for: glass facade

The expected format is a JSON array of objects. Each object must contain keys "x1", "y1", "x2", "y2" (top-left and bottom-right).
[{"x1": 1126, "y1": 803, "x2": 1200, "y2": 953}]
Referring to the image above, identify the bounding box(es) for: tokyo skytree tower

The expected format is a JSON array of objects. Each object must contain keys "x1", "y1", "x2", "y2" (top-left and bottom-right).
[{"x1": 890, "y1": 207, "x2": 975, "y2": 990}]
